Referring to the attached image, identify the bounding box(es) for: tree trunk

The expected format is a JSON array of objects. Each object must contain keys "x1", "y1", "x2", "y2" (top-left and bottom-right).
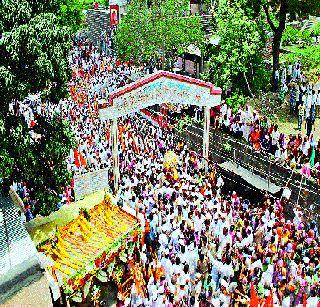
[
  {"x1": 272, "y1": 30, "x2": 282, "y2": 92},
  {"x1": 243, "y1": 71, "x2": 254, "y2": 98},
  {"x1": 264, "y1": 0, "x2": 288, "y2": 92}
]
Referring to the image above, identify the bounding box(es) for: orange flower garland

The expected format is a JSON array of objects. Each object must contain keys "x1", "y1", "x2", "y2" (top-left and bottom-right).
[{"x1": 39, "y1": 198, "x2": 141, "y2": 295}]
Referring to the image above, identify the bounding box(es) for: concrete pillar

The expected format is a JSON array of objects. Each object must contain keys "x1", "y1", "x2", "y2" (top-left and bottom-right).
[
  {"x1": 199, "y1": 56, "x2": 204, "y2": 74},
  {"x1": 112, "y1": 118, "x2": 119, "y2": 192},
  {"x1": 203, "y1": 106, "x2": 210, "y2": 173}
]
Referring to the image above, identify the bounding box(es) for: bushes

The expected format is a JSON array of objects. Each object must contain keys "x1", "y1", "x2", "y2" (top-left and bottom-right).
[
  {"x1": 226, "y1": 93, "x2": 247, "y2": 112},
  {"x1": 33, "y1": 190, "x2": 61, "y2": 217},
  {"x1": 282, "y1": 44, "x2": 320, "y2": 83},
  {"x1": 282, "y1": 25, "x2": 313, "y2": 47},
  {"x1": 282, "y1": 26, "x2": 300, "y2": 45},
  {"x1": 311, "y1": 21, "x2": 320, "y2": 37}
]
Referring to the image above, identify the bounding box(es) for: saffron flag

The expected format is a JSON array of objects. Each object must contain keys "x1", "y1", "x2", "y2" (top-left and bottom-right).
[
  {"x1": 132, "y1": 138, "x2": 139, "y2": 154},
  {"x1": 303, "y1": 293, "x2": 307, "y2": 307},
  {"x1": 250, "y1": 282, "x2": 260, "y2": 307},
  {"x1": 74, "y1": 149, "x2": 80, "y2": 168},
  {"x1": 265, "y1": 290, "x2": 273, "y2": 307},
  {"x1": 79, "y1": 152, "x2": 87, "y2": 167}
]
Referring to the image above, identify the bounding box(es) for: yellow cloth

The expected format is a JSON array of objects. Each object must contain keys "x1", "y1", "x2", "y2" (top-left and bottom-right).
[{"x1": 173, "y1": 169, "x2": 179, "y2": 181}]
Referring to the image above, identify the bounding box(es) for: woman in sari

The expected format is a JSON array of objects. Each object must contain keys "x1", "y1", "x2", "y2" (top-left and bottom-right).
[{"x1": 250, "y1": 126, "x2": 261, "y2": 152}]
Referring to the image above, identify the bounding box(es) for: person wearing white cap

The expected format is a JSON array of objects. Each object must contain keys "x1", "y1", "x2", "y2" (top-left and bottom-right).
[
  {"x1": 156, "y1": 284, "x2": 166, "y2": 305},
  {"x1": 187, "y1": 243, "x2": 199, "y2": 280},
  {"x1": 175, "y1": 282, "x2": 188, "y2": 305},
  {"x1": 307, "y1": 289, "x2": 319, "y2": 307},
  {"x1": 170, "y1": 227, "x2": 181, "y2": 252}
]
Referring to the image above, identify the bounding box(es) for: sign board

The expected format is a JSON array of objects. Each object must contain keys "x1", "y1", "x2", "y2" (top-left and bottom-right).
[
  {"x1": 99, "y1": 71, "x2": 222, "y2": 120},
  {"x1": 110, "y1": 4, "x2": 119, "y2": 26},
  {"x1": 74, "y1": 169, "x2": 110, "y2": 200},
  {"x1": 109, "y1": 0, "x2": 128, "y2": 5}
]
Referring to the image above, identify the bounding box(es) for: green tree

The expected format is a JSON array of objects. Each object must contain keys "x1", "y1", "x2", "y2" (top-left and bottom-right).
[
  {"x1": 0, "y1": 0, "x2": 84, "y2": 107},
  {"x1": 115, "y1": 0, "x2": 204, "y2": 69},
  {"x1": 0, "y1": 113, "x2": 76, "y2": 216},
  {"x1": 58, "y1": 0, "x2": 86, "y2": 33},
  {"x1": 0, "y1": 0, "x2": 81, "y2": 215},
  {"x1": 282, "y1": 44, "x2": 320, "y2": 83},
  {"x1": 282, "y1": 24, "x2": 315, "y2": 48},
  {"x1": 207, "y1": 1, "x2": 269, "y2": 101},
  {"x1": 311, "y1": 21, "x2": 320, "y2": 36},
  {"x1": 261, "y1": 0, "x2": 320, "y2": 90}
]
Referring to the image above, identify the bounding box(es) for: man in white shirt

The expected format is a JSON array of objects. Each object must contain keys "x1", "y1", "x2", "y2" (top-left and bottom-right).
[
  {"x1": 271, "y1": 125, "x2": 280, "y2": 155},
  {"x1": 307, "y1": 289, "x2": 319, "y2": 307}
]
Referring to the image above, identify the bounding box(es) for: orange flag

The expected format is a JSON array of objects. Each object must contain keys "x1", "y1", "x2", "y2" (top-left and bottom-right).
[
  {"x1": 303, "y1": 293, "x2": 307, "y2": 307},
  {"x1": 250, "y1": 282, "x2": 260, "y2": 307},
  {"x1": 265, "y1": 290, "x2": 273, "y2": 307},
  {"x1": 121, "y1": 136, "x2": 125, "y2": 152},
  {"x1": 132, "y1": 138, "x2": 139, "y2": 154},
  {"x1": 79, "y1": 152, "x2": 87, "y2": 167},
  {"x1": 74, "y1": 149, "x2": 80, "y2": 168}
]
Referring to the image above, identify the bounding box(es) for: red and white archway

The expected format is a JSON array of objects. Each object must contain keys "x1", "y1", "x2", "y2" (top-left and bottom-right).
[{"x1": 99, "y1": 71, "x2": 222, "y2": 190}]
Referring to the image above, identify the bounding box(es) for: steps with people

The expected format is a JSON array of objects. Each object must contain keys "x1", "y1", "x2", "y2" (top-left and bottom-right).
[{"x1": 86, "y1": 9, "x2": 110, "y2": 47}]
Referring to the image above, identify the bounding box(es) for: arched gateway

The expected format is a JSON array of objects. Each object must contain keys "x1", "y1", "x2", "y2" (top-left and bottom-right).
[{"x1": 99, "y1": 71, "x2": 222, "y2": 190}]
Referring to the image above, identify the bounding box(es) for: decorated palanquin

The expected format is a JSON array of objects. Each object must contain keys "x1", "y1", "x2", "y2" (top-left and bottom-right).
[
  {"x1": 38, "y1": 194, "x2": 142, "y2": 302},
  {"x1": 163, "y1": 150, "x2": 179, "y2": 170},
  {"x1": 163, "y1": 150, "x2": 179, "y2": 182}
]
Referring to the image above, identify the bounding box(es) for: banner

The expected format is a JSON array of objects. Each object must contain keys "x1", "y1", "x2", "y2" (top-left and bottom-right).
[
  {"x1": 110, "y1": 4, "x2": 119, "y2": 26},
  {"x1": 100, "y1": 71, "x2": 222, "y2": 120},
  {"x1": 74, "y1": 169, "x2": 110, "y2": 200}
]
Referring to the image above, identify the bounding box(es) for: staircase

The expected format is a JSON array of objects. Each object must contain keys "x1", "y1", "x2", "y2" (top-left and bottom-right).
[
  {"x1": 0, "y1": 196, "x2": 42, "y2": 304},
  {"x1": 85, "y1": 9, "x2": 110, "y2": 47},
  {"x1": 200, "y1": 14, "x2": 215, "y2": 37}
]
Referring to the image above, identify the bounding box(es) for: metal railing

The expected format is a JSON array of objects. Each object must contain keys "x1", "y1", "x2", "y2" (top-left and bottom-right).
[{"x1": 177, "y1": 125, "x2": 320, "y2": 206}]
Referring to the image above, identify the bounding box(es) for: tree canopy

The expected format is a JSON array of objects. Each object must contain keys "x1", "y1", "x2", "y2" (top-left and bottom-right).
[
  {"x1": 206, "y1": 0, "x2": 269, "y2": 102},
  {"x1": 0, "y1": 0, "x2": 84, "y2": 106},
  {"x1": 261, "y1": 0, "x2": 320, "y2": 90},
  {"x1": 0, "y1": 0, "x2": 82, "y2": 215},
  {"x1": 115, "y1": 0, "x2": 204, "y2": 68},
  {"x1": 206, "y1": 0, "x2": 320, "y2": 108}
]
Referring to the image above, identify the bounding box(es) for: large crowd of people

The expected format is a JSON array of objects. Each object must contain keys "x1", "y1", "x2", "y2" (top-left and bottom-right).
[
  {"x1": 9, "y1": 29, "x2": 145, "y2": 212},
  {"x1": 200, "y1": 59, "x2": 320, "y2": 185},
  {"x1": 6, "y1": 19, "x2": 320, "y2": 305},
  {"x1": 8, "y1": 25, "x2": 319, "y2": 224},
  {"x1": 209, "y1": 102, "x2": 320, "y2": 184},
  {"x1": 102, "y1": 115, "x2": 320, "y2": 306}
]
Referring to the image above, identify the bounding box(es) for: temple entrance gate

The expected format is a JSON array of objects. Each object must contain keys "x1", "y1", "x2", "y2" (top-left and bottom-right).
[{"x1": 99, "y1": 70, "x2": 222, "y2": 191}]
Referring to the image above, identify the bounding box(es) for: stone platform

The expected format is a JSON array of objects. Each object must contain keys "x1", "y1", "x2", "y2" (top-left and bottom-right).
[{"x1": 0, "y1": 196, "x2": 51, "y2": 305}]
